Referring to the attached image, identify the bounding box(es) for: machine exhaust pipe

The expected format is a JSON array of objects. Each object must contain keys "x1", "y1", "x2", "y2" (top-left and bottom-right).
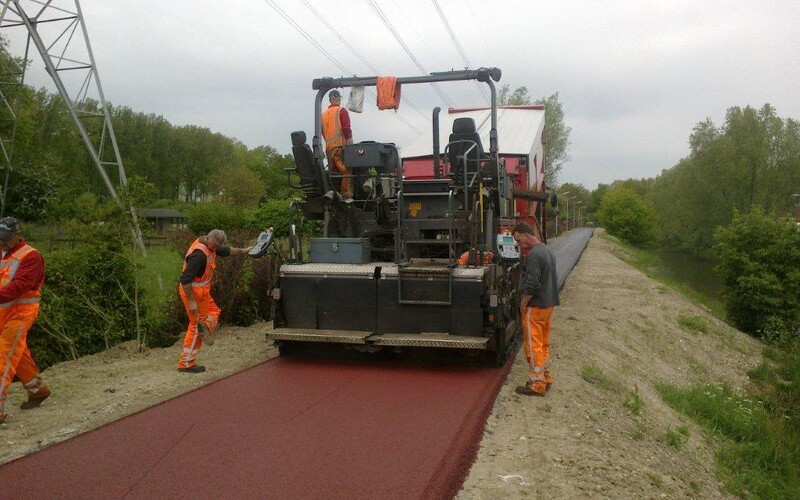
[{"x1": 432, "y1": 107, "x2": 441, "y2": 178}]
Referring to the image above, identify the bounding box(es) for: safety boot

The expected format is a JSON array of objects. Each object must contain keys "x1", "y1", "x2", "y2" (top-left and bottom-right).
[
  {"x1": 197, "y1": 323, "x2": 214, "y2": 346},
  {"x1": 178, "y1": 365, "x2": 206, "y2": 373},
  {"x1": 515, "y1": 383, "x2": 547, "y2": 397},
  {"x1": 21, "y1": 386, "x2": 51, "y2": 410}
]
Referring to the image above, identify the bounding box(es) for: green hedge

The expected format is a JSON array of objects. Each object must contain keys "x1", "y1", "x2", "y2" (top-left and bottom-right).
[{"x1": 28, "y1": 245, "x2": 140, "y2": 369}]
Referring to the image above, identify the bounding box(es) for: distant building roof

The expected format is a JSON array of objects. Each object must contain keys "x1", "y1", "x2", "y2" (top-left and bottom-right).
[
  {"x1": 138, "y1": 208, "x2": 188, "y2": 219},
  {"x1": 400, "y1": 105, "x2": 546, "y2": 159}
]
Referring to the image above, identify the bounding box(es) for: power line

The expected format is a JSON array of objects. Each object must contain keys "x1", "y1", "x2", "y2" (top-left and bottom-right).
[
  {"x1": 365, "y1": 0, "x2": 455, "y2": 108},
  {"x1": 299, "y1": 0, "x2": 428, "y2": 119},
  {"x1": 262, "y1": 0, "x2": 350, "y2": 76},
  {"x1": 430, "y1": 0, "x2": 489, "y2": 105},
  {"x1": 262, "y1": 0, "x2": 422, "y2": 135},
  {"x1": 464, "y1": 0, "x2": 498, "y2": 63}
]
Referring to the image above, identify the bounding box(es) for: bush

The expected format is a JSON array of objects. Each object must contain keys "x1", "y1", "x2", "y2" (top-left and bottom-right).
[
  {"x1": 246, "y1": 198, "x2": 322, "y2": 237},
  {"x1": 187, "y1": 202, "x2": 248, "y2": 234},
  {"x1": 597, "y1": 187, "x2": 658, "y2": 247},
  {"x1": 247, "y1": 199, "x2": 293, "y2": 236},
  {"x1": 28, "y1": 245, "x2": 140, "y2": 369},
  {"x1": 713, "y1": 207, "x2": 800, "y2": 338}
]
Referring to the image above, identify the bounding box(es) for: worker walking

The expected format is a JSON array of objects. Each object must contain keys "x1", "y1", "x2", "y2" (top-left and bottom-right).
[
  {"x1": 0, "y1": 217, "x2": 50, "y2": 424},
  {"x1": 512, "y1": 222, "x2": 560, "y2": 396},
  {"x1": 321, "y1": 89, "x2": 354, "y2": 200},
  {"x1": 177, "y1": 229, "x2": 251, "y2": 373}
]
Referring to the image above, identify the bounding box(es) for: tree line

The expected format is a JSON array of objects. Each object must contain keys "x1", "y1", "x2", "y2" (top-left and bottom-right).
[{"x1": 0, "y1": 36, "x2": 298, "y2": 221}]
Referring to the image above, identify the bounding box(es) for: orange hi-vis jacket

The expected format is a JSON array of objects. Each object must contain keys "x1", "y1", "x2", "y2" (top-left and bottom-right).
[
  {"x1": 0, "y1": 244, "x2": 42, "y2": 311},
  {"x1": 182, "y1": 238, "x2": 216, "y2": 291},
  {"x1": 322, "y1": 105, "x2": 345, "y2": 151}
]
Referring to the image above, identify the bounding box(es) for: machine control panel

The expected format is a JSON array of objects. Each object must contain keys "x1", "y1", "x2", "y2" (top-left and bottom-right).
[{"x1": 497, "y1": 233, "x2": 520, "y2": 261}]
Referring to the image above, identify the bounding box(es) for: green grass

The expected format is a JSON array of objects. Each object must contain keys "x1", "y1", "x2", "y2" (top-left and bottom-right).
[
  {"x1": 677, "y1": 314, "x2": 709, "y2": 334},
  {"x1": 623, "y1": 386, "x2": 644, "y2": 417},
  {"x1": 136, "y1": 246, "x2": 183, "y2": 326},
  {"x1": 601, "y1": 234, "x2": 726, "y2": 319},
  {"x1": 656, "y1": 380, "x2": 800, "y2": 498},
  {"x1": 600, "y1": 233, "x2": 800, "y2": 498},
  {"x1": 580, "y1": 363, "x2": 620, "y2": 392},
  {"x1": 662, "y1": 426, "x2": 690, "y2": 449}
]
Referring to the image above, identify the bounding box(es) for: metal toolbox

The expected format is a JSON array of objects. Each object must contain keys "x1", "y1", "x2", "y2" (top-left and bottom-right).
[{"x1": 310, "y1": 238, "x2": 371, "y2": 264}]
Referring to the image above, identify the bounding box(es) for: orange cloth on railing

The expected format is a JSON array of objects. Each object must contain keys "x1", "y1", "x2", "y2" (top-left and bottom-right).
[{"x1": 377, "y1": 76, "x2": 401, "y2": 110}]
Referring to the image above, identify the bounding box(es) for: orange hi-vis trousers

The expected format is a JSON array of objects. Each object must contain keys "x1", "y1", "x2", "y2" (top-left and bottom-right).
[
  {"x1": 327, "y1": 147, "x2": 352, "y2": 198},
  {"x1": 0, "y1": 303, "x2": 47, "y2": 414},
  {"x1": 178, "y1": 284, "x2": 220, "y2": 369},
  {"x1": 522, "y1": 305, "x2": 554, "y2": 394}
]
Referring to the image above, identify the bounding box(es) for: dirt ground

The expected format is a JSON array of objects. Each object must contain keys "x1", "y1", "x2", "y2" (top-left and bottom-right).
[{"x1": 1, "y1": 233, "x2": 762, "y2": 499}]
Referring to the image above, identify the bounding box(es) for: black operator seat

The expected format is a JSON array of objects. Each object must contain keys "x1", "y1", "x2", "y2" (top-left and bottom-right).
[
  {"x1": 290, "y1": 131, "x2": 327, "y2": 198},
  {"x1": 447, "y1": 117, "x2": 484, "y2": 184}
]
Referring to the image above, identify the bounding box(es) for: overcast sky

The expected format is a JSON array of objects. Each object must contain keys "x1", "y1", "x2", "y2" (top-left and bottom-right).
[{"x1": 4, "y1": 0, "x2": 799, "y2": 189}]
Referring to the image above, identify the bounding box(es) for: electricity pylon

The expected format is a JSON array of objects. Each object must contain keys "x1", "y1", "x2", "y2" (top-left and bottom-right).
[{"x1": 0, "y1": 0, "x2": 146, "y2": 254}]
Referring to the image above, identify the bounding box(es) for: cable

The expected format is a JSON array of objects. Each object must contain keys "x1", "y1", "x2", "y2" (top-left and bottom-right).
[
  {"x1": 262, "y1": 0, "x2": 350, "y2": 75},
  {"x1": 299, "y1": 0, "x2": 428, "y2": 119},
  {"x1": 262, "y1": 0, "x2": 422, "y2": 135},
  {"x1": 430, "y1": 0, "x2": 489, "y2": 105},
  {"x1": 465, "y1": 0, "x2": 498, "y2": 63},
  {"x1": 366, "y1": 0, "x2": 455, "y2": 108}
]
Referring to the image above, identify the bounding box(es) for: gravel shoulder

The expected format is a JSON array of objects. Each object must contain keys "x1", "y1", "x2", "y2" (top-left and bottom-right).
[
  {"x1": 457, "y1": 233, "x2": 761, "y2": 499},
  {"x1": 1, "y1": 233, "x2": 762, "y2": 499}
]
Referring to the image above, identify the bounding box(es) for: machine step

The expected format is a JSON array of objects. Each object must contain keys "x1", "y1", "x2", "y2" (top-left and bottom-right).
[
  {"x1": 268, "y1": 328, "x2": 372, "y2": 344},
  {"x1": 368, "y1": 333, "x2": 490, "y2": 349}
]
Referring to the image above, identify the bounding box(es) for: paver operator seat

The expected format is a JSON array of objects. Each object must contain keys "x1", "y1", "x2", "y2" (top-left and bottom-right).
[{"x1": 447, "y1": 117, "x2": 484, "y2": 185}]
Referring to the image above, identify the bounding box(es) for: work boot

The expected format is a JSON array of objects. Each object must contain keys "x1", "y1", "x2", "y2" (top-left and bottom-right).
[
  {"x1": 545, "y1": 370, "x2": 554, "y2": 388},
  {"x1": 20, "y1": 386, "x2": 51, "y2": 410},
  {"x1": 515, "y1": 383, "x2": 546, "y2": 397},
  {"x1": 178, "y1": 365, "x2": 206, "y2": 373},
  {"x1": 0, "y1": 410, "x2": 6, "y2": 424},
  {"x1": 197, "y1": 323, "x2": 214, "y2": 346}
]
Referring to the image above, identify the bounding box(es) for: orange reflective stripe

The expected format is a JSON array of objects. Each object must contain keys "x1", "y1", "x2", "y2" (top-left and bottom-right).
[{"x1": 322, "y1": 105, "x2": 344, "y2": 151}]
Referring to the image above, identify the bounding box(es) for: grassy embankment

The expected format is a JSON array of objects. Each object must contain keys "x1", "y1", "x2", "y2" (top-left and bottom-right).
[{"x1": 602, "y1": 233, "x2": 800, "y2": 498}]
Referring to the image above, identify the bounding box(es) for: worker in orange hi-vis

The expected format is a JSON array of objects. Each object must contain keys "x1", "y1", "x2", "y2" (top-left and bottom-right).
[
  {"x1": 177, "y1": 229, "x2": 252, "y2": 373},
  {"x1": 457, "y1": 248, "x2": 494, "y2": 267},
  {"x1": 321, "y1": 89, "x2": 354, "y2": 200},
  {"x1": 512, "y1": 221, "x2": 560, "y2": 396},
  {"x1": 0, "y1": 217, "x2": 51, "y2": 425}
]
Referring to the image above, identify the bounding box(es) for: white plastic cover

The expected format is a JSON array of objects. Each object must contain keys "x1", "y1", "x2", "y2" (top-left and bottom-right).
[{"x1": 347, "y1": 85, "x2": 364, "y2": 113}]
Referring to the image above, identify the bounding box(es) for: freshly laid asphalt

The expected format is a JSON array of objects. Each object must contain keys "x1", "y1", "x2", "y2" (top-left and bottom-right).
[
  {"x1": 0, "y1": 228, "x2": 593, "y2": 499},
  {"x1": 0, "y1": 357, "x2": 512, "y2": 499}
]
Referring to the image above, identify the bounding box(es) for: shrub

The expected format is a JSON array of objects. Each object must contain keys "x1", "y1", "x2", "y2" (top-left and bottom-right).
[
  {"x1": 246, "y1": 198, "x2": 321, "y2": 237},
  {"x1": 28, "y1": 245, "x2": 140, "y2": 369},
  {"x1": 713, "y1": 207, "x2": 800, "y2": 338},
  {"x1": 597, "y1": 187, "x2": 658, "y2": 247},
  {"x1": 247, "y1": 199, "x2": 293, "y2": 236},
  {"x1": 187, "y1": 202, "x2": 248, "y2": 234}
]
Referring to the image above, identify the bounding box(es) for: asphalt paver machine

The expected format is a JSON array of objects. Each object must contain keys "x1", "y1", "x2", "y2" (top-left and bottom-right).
[{"x1": 268, "y1": 68, "x2": 550, "y2": 365}]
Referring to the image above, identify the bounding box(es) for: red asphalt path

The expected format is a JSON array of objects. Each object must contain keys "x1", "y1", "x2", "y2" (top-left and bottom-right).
[{"x1": 0, "y1": 356, "x2": 512, "y2": 499}]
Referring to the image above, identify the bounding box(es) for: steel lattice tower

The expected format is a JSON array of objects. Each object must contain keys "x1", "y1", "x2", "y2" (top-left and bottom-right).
[{"x1": 0, "y1": 0, "x2": 145, "y2": 254}]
